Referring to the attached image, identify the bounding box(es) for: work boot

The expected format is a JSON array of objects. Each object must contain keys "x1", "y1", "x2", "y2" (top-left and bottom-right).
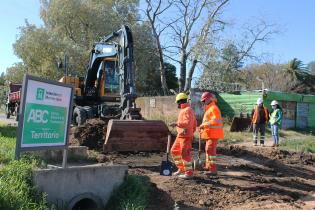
[
  {"x1": 178, "y1": 173, "x2": 193, "y2": 179},
  {"x1": 174, "y1": 170, "x2": 184, "y2": 176}
]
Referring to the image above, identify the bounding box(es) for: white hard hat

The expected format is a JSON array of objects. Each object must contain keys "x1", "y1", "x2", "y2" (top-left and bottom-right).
[
  {"x1": 271, "y1": 100, "x2": 278, "y2": 106},
  {"x1": 256, "y1": 98, "x2": 263, "y2": 105}
]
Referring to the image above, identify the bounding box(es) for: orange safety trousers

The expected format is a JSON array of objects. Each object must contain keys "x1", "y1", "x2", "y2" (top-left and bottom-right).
[
  {"x1": 170, "y1": 136, "x2": 193, "y2": 176},
  {"x1": 205, "y1": 139, "x2": 218, "y2": 173}
]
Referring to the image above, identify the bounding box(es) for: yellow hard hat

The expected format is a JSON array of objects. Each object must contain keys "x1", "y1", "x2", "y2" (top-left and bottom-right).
[{"x1": 175, "y1": 92, "x2": 188, "y2": 103}]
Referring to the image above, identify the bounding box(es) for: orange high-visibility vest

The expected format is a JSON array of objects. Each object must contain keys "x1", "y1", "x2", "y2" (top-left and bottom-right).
[
  {"x1": 252, "y1": 105, "x2": 269, "y2": 124},
  {"x1": 176, "y1": 103, "x2": 197, "y2": 138},
  {"x1": 200, "y1": 102, "x2": 224, "y2": 139}
]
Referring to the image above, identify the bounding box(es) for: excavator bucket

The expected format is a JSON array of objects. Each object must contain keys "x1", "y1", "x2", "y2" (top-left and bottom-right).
[
  {"x1": 230, "y1": 117, "x2": 252, "y2": 132},
  {"x1": 103, "y1": 119, "x2": 170, "y2": 152}
]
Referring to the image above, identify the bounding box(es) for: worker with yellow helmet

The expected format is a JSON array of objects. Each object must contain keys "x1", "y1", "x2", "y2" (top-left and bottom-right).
[{"x1": 170, "y1": 92, "x2": 197, "y2": 179}]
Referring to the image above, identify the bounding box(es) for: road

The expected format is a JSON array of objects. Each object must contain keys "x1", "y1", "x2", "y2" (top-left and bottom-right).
[{"x1": 0, "y1": 114, "x2": 18, "y2": 126}]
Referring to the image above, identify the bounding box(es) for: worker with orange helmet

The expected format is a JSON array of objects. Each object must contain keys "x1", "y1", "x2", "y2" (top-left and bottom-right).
[
  {"x1": 170, "y1": 92, "x2": 197, "y2": 179},
  {"x1": 199, "y1": 92, "x2": 224, "y2": 176}
]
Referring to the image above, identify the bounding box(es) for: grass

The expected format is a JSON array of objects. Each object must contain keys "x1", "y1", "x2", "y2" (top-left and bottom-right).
[
  {"x1": 105, "y1": 175, "x2": 151, "y2": 210},
  {"x1": 0, "y1": 160, "x2": 51, "y2": 210},
  {"x1": 0, "y1": 125, "x2": 17, "y2": 164},
  {"x1": 220, "y1": 122, "x2": 315, "y2": 153},
  {"x1": 280, "y1": 135, "x2": 315, "y2": 153},
  {"x1": 0, "y1": 124, "x2": 52, "y2": 209}
]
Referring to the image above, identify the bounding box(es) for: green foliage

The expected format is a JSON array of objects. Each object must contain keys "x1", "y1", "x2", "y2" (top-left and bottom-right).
[
  {"x1": 0, "y1": 160, "x2": 51, "y2": 210},
  {"x1": 0, "y1": 124, "x2": 50, "y2": 209},
  {"x1": 196, "y1": 43, "x2": 243, "y2": 92},
  {"x1": 165, "y1": 62, "x2": 178, "y2": 91},
  {"x1": 287, "y1": 58, "x2": 306, "y2": 72},
  {"x1": 0, "y1": 73, "x2": 5, "y2": 86},
  {"x1": 221, "y1": 43, "x2": 243, "y2": 70},
  {"x1": 8, "y1": 0, "x2": 164, "y2": 95},
  {"x1": 0, "y1": 125, "x2": 17, "y2": 164},
  {"x1": 133, "y1": 22, "x2": 161, "y2": 96},
  {"x1": 106, "y1": 175, "x2": 151, "y2": 210},
  {"x1": 5, "y1": 62, "x2": 27, "y2": 83}
]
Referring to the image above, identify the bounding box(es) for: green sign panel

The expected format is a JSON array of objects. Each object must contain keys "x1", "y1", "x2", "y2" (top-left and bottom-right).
[
  {"x1": 17, "y1": 75, "x2": 73, "y2": 151},
  {"x1": 22, "y1": 103, "x2": 66, "y2": 145}
]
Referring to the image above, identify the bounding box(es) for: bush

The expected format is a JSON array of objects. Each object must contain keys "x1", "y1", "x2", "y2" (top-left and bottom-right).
[{"x1": 106, "y1": 175, "x2": 151, "y2": 210}]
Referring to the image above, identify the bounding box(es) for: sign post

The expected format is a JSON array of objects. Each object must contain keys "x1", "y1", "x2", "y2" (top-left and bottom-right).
[{"x1": 16, "y1": 75, "x2": 73, "y2": 168}]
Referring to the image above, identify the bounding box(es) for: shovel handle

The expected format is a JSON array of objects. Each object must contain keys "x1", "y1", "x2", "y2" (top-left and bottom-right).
[
  {"x1": 167, "y1": 134, "x2": 171, "y2": 154},
  {"x1": 198, "y1": 133, "x2": 201, "y2": 152}
]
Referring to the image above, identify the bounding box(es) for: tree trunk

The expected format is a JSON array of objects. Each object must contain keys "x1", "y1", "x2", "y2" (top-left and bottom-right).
[
  {"x1": 179, "y1": 52, "x2": 187, "y2": 92},
  {"x1": 184, "y1": 59, "x2": 197, "y2": 92},
  {"x1": 156, "y1": 38, "x2": 168, "y2": 95}
]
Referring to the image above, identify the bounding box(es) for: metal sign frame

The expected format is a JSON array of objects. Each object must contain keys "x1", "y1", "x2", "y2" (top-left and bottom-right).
[{"x1": 15, "y1": 74, "x2": 73, "y2": 161}]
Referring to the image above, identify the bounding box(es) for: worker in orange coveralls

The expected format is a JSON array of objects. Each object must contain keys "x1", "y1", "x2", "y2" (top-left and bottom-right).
[
  {"x1": 170, "y1": 92, "x2": 197, "y2": 179},
  {"x1": 199, "y1": 92, "x2": 224, "y2": 176}
]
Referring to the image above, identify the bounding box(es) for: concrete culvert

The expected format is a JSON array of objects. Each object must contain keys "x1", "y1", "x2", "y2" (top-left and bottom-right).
[
  {"x1": 67, "y1": 193, "x2": 103, "y2": 210},
  {"x1": 72, "y1": 198, "x2": 97, "y2": 210}
]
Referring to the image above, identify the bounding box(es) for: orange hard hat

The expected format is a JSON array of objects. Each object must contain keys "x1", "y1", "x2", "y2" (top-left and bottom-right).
[{"x1": 200, "y1": 92, "x2": 216, "y2": 102}]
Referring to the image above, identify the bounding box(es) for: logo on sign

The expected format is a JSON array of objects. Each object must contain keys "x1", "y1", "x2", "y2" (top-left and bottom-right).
[{"x1": 36, "y1": 88, "x2": 45, "y2": 100}]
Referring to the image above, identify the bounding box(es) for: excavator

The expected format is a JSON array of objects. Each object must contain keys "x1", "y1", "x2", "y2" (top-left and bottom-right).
[{"x1": 59, "y1": 25, "x2": 169, "y2": 152}]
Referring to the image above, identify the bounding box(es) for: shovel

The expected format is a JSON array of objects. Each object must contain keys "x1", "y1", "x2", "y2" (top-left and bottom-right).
[
  {"x1": 193, "y1": 133, "x2": 204, "y2": 171},
  {"x1": 160, "y1": 134, "x2": 173, "y2": 176}
]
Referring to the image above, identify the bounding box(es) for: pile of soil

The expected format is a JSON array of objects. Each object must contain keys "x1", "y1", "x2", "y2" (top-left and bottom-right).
[{"x1": 72, "y1": 119, "x2": 107, "y2": 150}]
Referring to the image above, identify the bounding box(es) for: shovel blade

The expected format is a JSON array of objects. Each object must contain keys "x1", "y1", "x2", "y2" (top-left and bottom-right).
[
  {"x1": 160, "y1": 160, "x2": 172, "y2": 176},
  {"x1": 193, "y1": 159, "x2": 204, "y2": 171}
]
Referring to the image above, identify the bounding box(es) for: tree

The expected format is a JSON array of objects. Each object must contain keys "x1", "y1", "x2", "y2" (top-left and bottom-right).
[
  {"x1": 240, "y1": 63, "x2": 291, "y2": 91},
  {"x1": 0, "y1": 72, "x2": 5, "y2": 86},
  {"x1": 197, "y1": 19, "x2": 279, "y2": 92},
  {"x1": 5, "y1": 62, "x2": 28, "y2": 83},
  {"x1": 307, "y1": 61, "x2": 315, "y2": 73},
  {"x1": 286, "y1": 58, "x2": 306, "y2": 83},
  {"x1": 164, "y1": 62, "x2": 178, "y2": 90},
  {"x1": 9, "y1": 0, "x2": 166, "y2": 95},
  {"x1": 145, "y1": 0, "x2": 173, "y2": 95},
  {"x1": 221, "y1": 43, "x2": 243, "y2": 70},
  {"x1": 162, "y1": 0, "x2": 229, "y2": 92}
]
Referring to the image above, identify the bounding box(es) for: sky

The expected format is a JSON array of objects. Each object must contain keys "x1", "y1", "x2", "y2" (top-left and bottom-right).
[{"x1": 0, "y1": 0, "x2": 315, "y2": 74}]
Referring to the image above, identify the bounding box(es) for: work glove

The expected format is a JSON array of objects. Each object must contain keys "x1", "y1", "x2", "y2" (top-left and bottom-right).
[{"x1": 198, "y1": 124, "x2": 204, "y2": 133}]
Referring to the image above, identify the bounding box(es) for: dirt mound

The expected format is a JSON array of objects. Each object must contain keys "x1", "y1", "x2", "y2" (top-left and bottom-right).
[{"x1": 72, "y1": 118, "x2": 107, "y2": 150}]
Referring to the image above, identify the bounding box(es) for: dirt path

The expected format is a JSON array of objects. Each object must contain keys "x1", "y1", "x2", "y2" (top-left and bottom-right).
[
  {"x1": 0, "y1": 113, "x2": 18, "y2": 126},
  {"x1": 103, "y1": 145, "x2": 315, "y2": 210}
]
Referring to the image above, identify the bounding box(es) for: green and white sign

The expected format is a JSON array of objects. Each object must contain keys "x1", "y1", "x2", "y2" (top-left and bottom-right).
[{"x1": 17, "y1": 75, "x2": 73, "y2": 152}]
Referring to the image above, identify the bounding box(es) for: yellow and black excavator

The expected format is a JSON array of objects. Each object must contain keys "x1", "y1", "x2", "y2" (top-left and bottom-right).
[{"x1": 59, "y1": 25, "x2": 169, "y2": 152}]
